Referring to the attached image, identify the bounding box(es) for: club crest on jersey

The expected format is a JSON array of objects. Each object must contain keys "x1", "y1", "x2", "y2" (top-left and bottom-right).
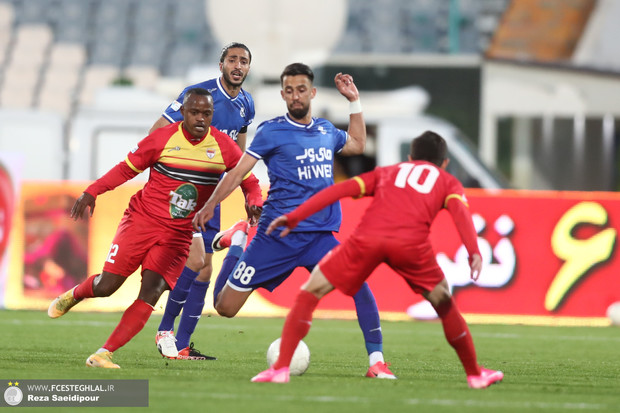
[
  {"x1": 206, "y1": 148, "x2": 216, "y2": 159},
  {"x1": 169, "y1": 183, "x2": 198, "y2": 218},
  {"x1": 240, "y1": 107, "x2": 246, "y2": 118},
  {"x1": 318, "y1": 125, "x2": 326, "y2": 135}
]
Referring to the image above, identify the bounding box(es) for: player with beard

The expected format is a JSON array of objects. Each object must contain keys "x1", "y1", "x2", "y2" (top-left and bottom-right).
[
  {"x1": 193, "y1": 63, "x2": 395, "y2": 379},
  {"x1": 149, "y1": 43, "x2": 260, "y2": 360}
]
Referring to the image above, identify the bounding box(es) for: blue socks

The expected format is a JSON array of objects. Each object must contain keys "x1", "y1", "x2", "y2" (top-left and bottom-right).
[
  {"x1": 352, "y1": 282, "x2": 383, "y2": 355},
  {"x1": 158, "y1": 266, "x2": 198, "y2": 331},
  {"x1": 212, "y1": 245, "x2": 244, "y2": 304},
  {"x1": 175, "y1": 280, "x2": 210, "y2": 350}
]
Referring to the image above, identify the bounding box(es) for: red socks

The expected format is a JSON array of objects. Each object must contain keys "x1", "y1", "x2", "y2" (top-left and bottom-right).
[
  {"x1": 273, "y1": 290, "x2": 319, "y2": 370},
  {"x1": 103, "y1": 299, "x2": 153, "y2": 352},
  {"x1": 73, "y1": 274, "x2": 98, "y2": 299},
  {"x1": 435, "y1": 297, "x2": 481, "y2": 376}
]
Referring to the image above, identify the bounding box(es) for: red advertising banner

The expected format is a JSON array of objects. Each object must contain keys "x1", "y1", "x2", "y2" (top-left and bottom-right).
[
  {"x1": 256, "y1": 189, "x2": 620, "y2": 325},
  {"x1": 3, "y1": 183, "x2": 619, "y2": 326}
]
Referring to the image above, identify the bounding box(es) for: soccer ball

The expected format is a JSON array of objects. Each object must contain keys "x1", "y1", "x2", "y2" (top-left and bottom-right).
[
  {"x1": 266, "y1": 338, "x2": 310, "y2": 376},
  {"x1": 607, "y1": 302, "x2": 620, "y2": 326}
]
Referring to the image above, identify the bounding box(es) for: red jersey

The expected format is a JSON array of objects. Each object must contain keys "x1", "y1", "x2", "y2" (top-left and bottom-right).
[
  {"x1": 354, "y1": 161, "x2": 468, "y2": 243},
  {"x1": 288, "y1": 160, "x2": 479, "y2": 257},
  {"x1": 86, "y1": 122, "x2": 261, "y2": 230}
]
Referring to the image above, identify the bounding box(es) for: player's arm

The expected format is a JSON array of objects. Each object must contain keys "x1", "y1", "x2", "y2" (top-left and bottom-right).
[
  {"x1": 335, "y1": 73, "x2": 366, "y2": 156},
  {"x1": 236, "y1": 131, "x2": 247, "y2": 152},
  {"x1": 148, "y1": 116, "x2": 170, "y2": 135},
  {"x1": 445, "y1": 195, "x2": 482, "y2": 280},
  {"x1": 239, "y1": 170, "x2": 263, "y2": 225},
  {"x1": 267, "y1": 173, "x2": 374, "y2": 237},
  {"x1": 193, "y1": 153, "x2": 258, "y2": 231},
  {"x1": 71, "y1": 161, "x2": 139, "y2": 220}
]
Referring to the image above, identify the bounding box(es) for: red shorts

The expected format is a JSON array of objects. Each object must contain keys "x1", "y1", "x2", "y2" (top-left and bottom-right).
[
  {"x1": 102, "y1": 210, "x2": 192, "y2": 288},
  {"x1": 319, "y1": 233, "x2": 444, "y2": 296}
]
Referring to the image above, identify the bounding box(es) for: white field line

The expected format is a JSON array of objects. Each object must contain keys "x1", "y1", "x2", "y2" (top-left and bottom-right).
[
  {"x1": 174, "y1": 391, "x2": 614, "y2": 410},
  {"x1": 3, "y1": 318, "x2": 620, "y2": 342}
]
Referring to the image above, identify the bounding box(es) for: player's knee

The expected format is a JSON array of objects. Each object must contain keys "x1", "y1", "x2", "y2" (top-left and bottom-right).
[
  {"x1": 424, "y1": 282, "x2": 452, "y2": 309},
  {"x1": 196, "y1": 263, "x2": 213, "y2": 283},
  {"x1": 214, "y1": 300, "x2": 239, "y2": 318},
  {"x1": 92, "y1": 273, "x2": 124, "y2": 297},
  {"x1": 185, "y1": 251, "x2": 205, "y2": 271}
]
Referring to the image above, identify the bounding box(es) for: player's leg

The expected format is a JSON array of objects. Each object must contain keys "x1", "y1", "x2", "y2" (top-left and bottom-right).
[
  {"x1": 157, "y1": 235, "x2": 205, "y2": 333},
  {"x1": 214, "y1": 228, "x2": 294, "y2": 317},
  {"x1": 159, "y1": 209, "x2": 221, "y2": 357},
  {"x1": 251, "y1": 267, "x2": 333, "y2": 383},
  {"x1": 211, "y1": 220, "x2": 250, "y2": 305},
  {"x1": 87, "y1": 270, "x2": 168, "y2": 368},
  {"x1": 174, "y1": 252, "x2": 214, "y2": 357},
  {"x1": 213, "y1": 284, "x2": 253, "y2": 318},
  {"x1": 352, "y1": 283, "x2": 390, "y2": 376},
  {"x1": 48, "y1": 271, "x2": 126, "y2": 318},
  {"x1": 424, "y1": 279, "x2": 479, "y2": 374},
  {"x1": 273, "y1": 267, "x2": 333, "y2": 367},
  {"x1": 50, "y1": 212, "x2": 147, "y2": 319},
  {"x1": 305, "y1": 232, "x2": 391, "y2": 377},
  {"x1": 423, "y1": 278, "x2": 503, "y2": 388}
]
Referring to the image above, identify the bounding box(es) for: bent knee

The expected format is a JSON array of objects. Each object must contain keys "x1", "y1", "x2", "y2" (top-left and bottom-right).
[
  {"x1": 186, "y1": 254, "x2": 206, "y2": 271},
  {"x1": 214, "y1": 303, "x2": 239, "y2": 318}
]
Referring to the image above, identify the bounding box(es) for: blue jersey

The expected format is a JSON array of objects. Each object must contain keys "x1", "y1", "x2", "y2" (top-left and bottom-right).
[
  {"x1": 162, "y1": 77, "x2": 255, "y2": 143},
  {"x1": 246, "y1": 114, "x2": 347, "y2": 232}
]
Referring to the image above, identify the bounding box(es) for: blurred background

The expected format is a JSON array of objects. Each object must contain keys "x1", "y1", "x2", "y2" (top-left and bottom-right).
[{"x1": 0, "y1": 0, "x2": 618, "y2": 191}]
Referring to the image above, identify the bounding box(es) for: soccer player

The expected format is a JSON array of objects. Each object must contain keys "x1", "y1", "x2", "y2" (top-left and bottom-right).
[
  {"x1": 149, "y1": 42, "x2": 258, "y2": 360},
  {"x1": 251, "y1": 131, "x2": 504, "y2": 388},
  {"x1": 193, "y1": 63, "x2": 395, "y2": 379},
  {"x1": 47, "y1": 89, "x2": 262, "y2": 369}
]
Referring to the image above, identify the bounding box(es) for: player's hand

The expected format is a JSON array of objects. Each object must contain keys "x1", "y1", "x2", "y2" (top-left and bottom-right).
[
  {"x1": 334, "y1": 73, "x2": 359, "y2": 102},
  {"x1": 245, "y1": 202, "x2": 262, "y2": 227},
  {"x1": 192, "y1": 203, "x2": 215, "y2": 232},
  {"x1": 469, "y1": 253, "x2": 482, "y2": 281},
  {"x1": 266, "y1": 215, "x2": 292, "y2": 237},
  {"x1": 70, "y1": 192, "x2": 96, "y2": 220}
]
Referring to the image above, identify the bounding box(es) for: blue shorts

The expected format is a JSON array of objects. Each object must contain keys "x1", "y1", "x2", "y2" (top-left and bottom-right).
[
  {"x1": 226, "y1": 228, "x2": 339, "y2": 292},
  {"x1": 197, "y1": 204, "x2": 220, "y2": 254}
]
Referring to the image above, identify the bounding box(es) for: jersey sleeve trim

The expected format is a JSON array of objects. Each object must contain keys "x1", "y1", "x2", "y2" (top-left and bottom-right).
[
  {"x1": 125, "y1": 157, "x2": 144, "y2": 173},
  {"x1": 352, "y1": 176, "x2": 366, "y2": 198},
  {"x1": 444, "y1": 193, "x2": 468, "y2": 208},
  {"x1": 162, "y1": 113, "x2": 175, "y2": 123},
  {"x1": 245, "y1": 149, "x2": 262, "y2": 160}
]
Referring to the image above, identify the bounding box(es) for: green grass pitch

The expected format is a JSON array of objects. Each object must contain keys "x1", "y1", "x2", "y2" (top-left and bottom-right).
[{"x1": 2, "y1": 310, "x2": 620, "y2": 413}]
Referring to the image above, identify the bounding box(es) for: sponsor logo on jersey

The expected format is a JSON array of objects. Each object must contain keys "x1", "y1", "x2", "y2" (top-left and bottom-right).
[
  {"x1": 206, "y1": 148, "x2": 216, "y2": 159},
  {"x1": 318, "y1": 126, "x2": 326, "y2": 135},
  {"x1": 170, "y1": 101, "x2": 182, "y2": 111},
  {"x1": 169, "y1": 183, "x2": 198, "y2": 218},
  {"x1": 208, "y1": 88, "x2": 217, "y2": 93},
  {"x1": 167, "y1": 146, "x2": 181, "y2": 152},
  {"x1": 130, "y1": 145, "x2": 139, "y2": 153},
  {"x1": 295, "y1": 147, "x2": 333, "y2": 180}
]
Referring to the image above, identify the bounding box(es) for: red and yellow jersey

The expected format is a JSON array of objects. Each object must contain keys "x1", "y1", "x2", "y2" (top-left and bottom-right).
[{"x1": 87, "y1": 122, "x2": 245, "y2": 230}]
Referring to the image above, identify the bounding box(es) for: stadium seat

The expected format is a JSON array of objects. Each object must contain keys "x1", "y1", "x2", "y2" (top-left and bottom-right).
[{"x1": 78, "y1": 65, "x2": 120, "y2": 106}]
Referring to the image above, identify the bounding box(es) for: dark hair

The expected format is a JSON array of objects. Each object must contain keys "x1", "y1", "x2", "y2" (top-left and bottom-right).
[
  {"x1": 219, "y1": 42, "x2": 252, "y2": 63},
  {"x1": 183, "y1": 87, "x2": 212, "y2": 105},
  {"x1": 410, "y1": 131, "x2": 448, "y2": 167},
  {"x1": 280, "y1": 63, "x2": 314, "y2": 85}
]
